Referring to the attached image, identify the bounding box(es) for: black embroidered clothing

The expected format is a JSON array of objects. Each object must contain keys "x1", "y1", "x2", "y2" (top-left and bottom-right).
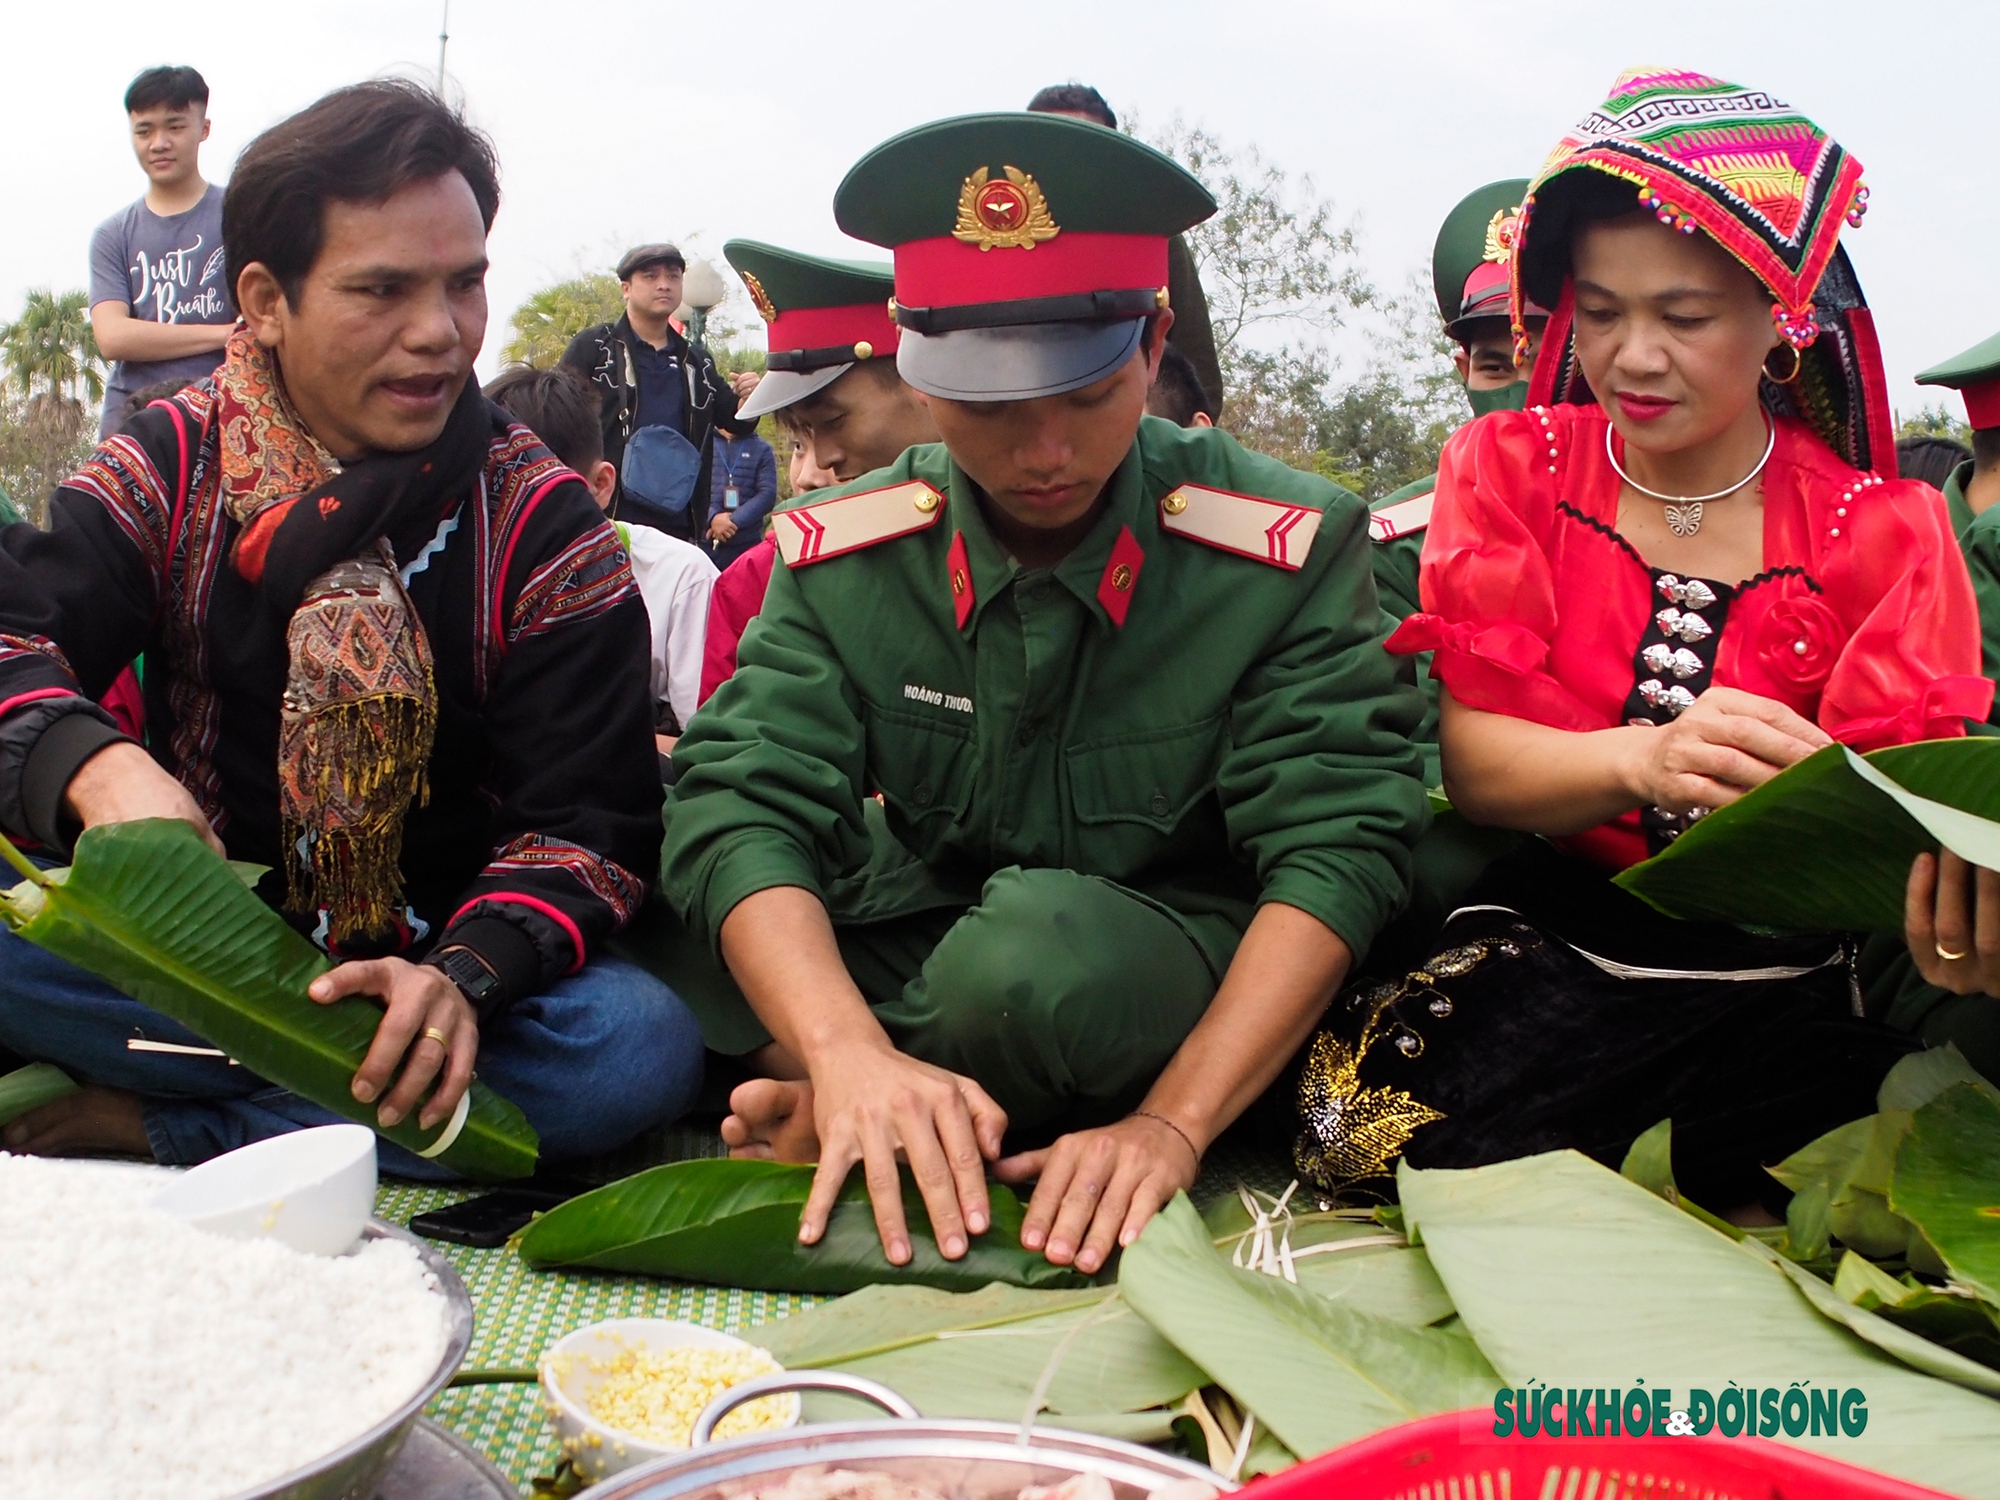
[{"x1": 0, "y1": 382, "x2": 662, "y2": 1015}]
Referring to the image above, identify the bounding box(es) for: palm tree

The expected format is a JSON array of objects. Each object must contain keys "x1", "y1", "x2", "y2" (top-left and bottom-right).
[
  {"x1": 0, "y1": 289, "x2": 105, "y2": 406},
  {"x1": 502, "y1": 274, "x2": 625, "y2": 367}
]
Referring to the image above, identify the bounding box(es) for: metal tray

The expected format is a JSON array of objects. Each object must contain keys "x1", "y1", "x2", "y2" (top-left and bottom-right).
[
  {"x1": 590, "y1": 1372, "x2": 1229, "y2": 1500},
  {"x1": 379, "y1": 1421, "x2": 515, "y2": 1500},
  {"x1": 228, "y1": 1219, "x2": 475, "y2": 1500}
]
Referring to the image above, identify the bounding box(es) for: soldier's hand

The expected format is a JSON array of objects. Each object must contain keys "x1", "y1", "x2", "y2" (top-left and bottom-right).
[
  {"x1": 799, "y1": 1041, "x2": 1007, "y2": 1266},
  {"x1": 730, "y1": 370, "x2": 762, "y2": 399},
  {"x1": 997, "y1": 1111, "x2": 1202, "y2": 1273}
]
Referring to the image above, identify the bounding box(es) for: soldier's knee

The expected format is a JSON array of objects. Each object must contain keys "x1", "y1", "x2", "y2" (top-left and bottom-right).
[{"x1": 920, "y1": 869, "x2": 1106, "y2": 1044}]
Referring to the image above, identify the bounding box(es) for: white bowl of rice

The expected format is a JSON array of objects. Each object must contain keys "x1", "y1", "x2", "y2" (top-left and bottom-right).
[{"x1": 540, "y1": 1318, "x2": 801, "y2": 1482}]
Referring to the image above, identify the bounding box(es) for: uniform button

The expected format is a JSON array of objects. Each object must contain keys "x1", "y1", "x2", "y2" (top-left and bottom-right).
[
  {"x1": 1016, "y1": 720, "x2": 1041, "y2": 746},
  {"x1": 1027, "y1": 580, "x2": 1050, "y2": 603},
  {"x1": 912, "y1": 782, "x2": 933, "y2": 807},
  {"x1": 1149, "y1": 789, "x2": 1170, "y2": 817}
]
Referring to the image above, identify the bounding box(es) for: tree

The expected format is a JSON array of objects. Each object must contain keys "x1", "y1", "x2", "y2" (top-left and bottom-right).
[
  {"x1": 501, "y1": 273, "x2": 625, "y2": 366},
  {"x1": 1147, "y1": 121, "x2": 1461, "y2": 498},
  {"x1": 1899, "y1": 403, "x2": 1972, "y2": 447},
  {"x1": 0, "y1": 289, "x2": 105, "y2": 526},
  {"x1": 1, "y1": 289, "x2": 104, "y2": 405}
]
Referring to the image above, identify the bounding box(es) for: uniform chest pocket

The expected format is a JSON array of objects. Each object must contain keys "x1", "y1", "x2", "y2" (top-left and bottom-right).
[
  {"x1": 1067, "y1": 714, "x2": 1228, "y2": 832},
  {"x1": 864, "y1": 700, "x2": 978, "y2": 823}
]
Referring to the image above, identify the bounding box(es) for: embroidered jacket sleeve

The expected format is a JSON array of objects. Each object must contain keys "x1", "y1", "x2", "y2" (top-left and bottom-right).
[
  {"x1": 0, "y1": 418, "x2": 177, "y2": 848},
  {"x1": 1387, "y1": 408, "x2": 1599, "y2": 730},
  {"x1": 436, "y1": 477, "x2": 664, "y2": 1008}
]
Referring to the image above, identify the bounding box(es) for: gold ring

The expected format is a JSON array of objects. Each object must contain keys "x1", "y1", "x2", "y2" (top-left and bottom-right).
[
  {"x1": 1936, "y1": 942, "x2": 1970, "y2": 962},
  {"x1": 421, "y1": 1027, "x2": 451, "y2": 1048}
]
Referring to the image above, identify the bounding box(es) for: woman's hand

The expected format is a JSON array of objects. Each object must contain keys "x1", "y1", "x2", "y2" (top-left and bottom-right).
[
  {"x1": 1625, "y1": 686, "x2": 1830, "y2": 814},
  {"x1": 1906, "y1": 849, "x2": 2000, "y2": 997}
]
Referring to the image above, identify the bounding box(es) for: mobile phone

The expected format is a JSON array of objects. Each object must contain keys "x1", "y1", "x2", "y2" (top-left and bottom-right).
[{"x1": 408, "y1": 1184, "x2": 583, "y2": 1248}]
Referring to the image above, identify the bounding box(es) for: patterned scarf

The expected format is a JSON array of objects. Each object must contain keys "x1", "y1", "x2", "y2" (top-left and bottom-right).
[
  {"x1": 1512, "y1": 69, "x2": 1894, "y2": 475},
  {"x1": 211, "y1": 328, "x2": 492, "y2": 944}
]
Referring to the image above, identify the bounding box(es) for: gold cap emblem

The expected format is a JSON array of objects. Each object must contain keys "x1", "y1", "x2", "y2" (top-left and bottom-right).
[
  {"x1": 1483, "y1": 207, "x2": 1525, "y2": 266},
  {"x1": 954, "y1": 166, "x2": 1061, "y2": 252},
  {"x1": 741, "y1": 270, "x2": 779, "y2": 323}
]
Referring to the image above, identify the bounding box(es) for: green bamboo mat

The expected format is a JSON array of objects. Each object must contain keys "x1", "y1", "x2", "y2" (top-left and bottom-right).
[{"x1": 381, "y1": 1128, "x2": 1296, "y2": 1493}]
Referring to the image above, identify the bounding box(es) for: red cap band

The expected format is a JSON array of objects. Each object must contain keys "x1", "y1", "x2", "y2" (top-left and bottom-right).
[
  {"x1": 1964, "y1": 379, "x2": 2000, "y2": 431},
  {"x1": 766, "y1": 301, "x2": 900, "y2": 357},
  {"x1": 895, "y1": 233, "x2": 1168, "y2": 310}
]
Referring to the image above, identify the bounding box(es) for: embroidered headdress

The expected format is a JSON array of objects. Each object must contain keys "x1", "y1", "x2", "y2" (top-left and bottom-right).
[{"x1": 1514, "y1": 68, "x2": 1894, "y2": 475}]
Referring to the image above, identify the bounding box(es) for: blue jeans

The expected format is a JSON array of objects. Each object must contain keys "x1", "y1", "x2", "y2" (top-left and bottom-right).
[{"x1": 0, "y1": 919, "x2": 705, "y2": 1180}]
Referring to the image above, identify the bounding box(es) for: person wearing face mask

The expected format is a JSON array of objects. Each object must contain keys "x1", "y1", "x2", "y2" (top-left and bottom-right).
[
  {"x1": 1368, "y1": 181, "x2": 1548, "y2": 790},
  {"x1": 1293, "y1": 69, "x2": 1987, "y2": 1217}
]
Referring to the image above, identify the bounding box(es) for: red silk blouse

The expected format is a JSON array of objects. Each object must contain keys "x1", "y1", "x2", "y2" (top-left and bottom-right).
[{"x1": 1387, "y1": 403, "x2": 1992, "y2": 869}]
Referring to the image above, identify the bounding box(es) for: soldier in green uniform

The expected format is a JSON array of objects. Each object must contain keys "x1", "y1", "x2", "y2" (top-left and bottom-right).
[
  {"x1": 725, "y1": 241, "x2": 939, "y2": 483},
  {"x1": 1864, "y1": 333, "x2": 2000, "y2": 1080},
  {"x1": 657, "y1": 114, "x2": 1427, "y2": 1272},
  {"x1": 1369, "y1": 180, "x2": 1547, "y2": 782},
  {"x1": 1358, "y1": 183, "x2": 1549, "y2": 965}
]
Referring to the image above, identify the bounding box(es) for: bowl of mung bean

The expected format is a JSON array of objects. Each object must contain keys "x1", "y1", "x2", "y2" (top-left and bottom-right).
[{"x1": 540, "y1": 1318, "x2": 801, "y2": 1483}]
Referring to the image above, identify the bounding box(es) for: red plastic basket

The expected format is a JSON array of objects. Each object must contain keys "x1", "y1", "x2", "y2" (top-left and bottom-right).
[{"x1": 1232, "y1": 1410, "x2": 1964, "y2": 1500}]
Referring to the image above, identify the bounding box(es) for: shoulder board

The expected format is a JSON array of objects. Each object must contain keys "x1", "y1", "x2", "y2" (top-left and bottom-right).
[
  {"x1": 1158, "y1": 484, "x2": 1324, "y2": 571},
  {"x1": 774, "y1": 480, "x2": 944, "y2": 567},
  {"x1": 1369, "y1": 492, "x2": 1434, "y2": 544}
]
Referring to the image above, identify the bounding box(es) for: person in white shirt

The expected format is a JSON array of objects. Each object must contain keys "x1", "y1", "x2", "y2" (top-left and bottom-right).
[{"x1": 486, "y1": 367, "x2": 712, "y2": 758}]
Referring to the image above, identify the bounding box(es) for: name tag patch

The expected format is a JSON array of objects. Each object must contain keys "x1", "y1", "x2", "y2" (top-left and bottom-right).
[{"x1": 905, "y1": 683, "x2": 973, "y2": 714}]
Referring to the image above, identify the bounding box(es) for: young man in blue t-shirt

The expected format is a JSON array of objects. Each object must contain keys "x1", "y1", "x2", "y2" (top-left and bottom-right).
[{"x1": 87, "y1": 66, "x2": 236, "y2": 437}]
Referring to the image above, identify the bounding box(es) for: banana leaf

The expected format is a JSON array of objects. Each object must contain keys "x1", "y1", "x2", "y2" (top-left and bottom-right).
[
  {"x1": 1118, "y1": 1194, "x2": 1498, "y2": 1460},
  {"x1": 1755, "y1": 1243, "x2": 2000, "y2": 1397},
  {"x1": 749, "y1": 1281, "x2": 1204, "y2": 1426},
  {"x1": 1832, "y1": 1251, "x2": 2000, "y2": 1374},
  {"x1": 0, "y1": 1061, "x2": 80, "y2": 1126},
  {"x1": 1891, "y1": 1083, "x2": 2000, "y2": 1305},
  {"x1": 1768, "y1": 1048, "x2": 1994, "y2": 1265},
  {"x1": 0, "y1": 820, "x2": 536, "y2": 1180},
  {"x1": 1616, "y1": 739, "x2": 2000, "y2": 931},
  {"x1": 1201, "y1": 1191, "x2": 1454, "y2": 1325},
  {"x1": 514, "y1": 1157, "x2": 1089, "y2": 1293},
  {"x1": 1399, "y1": 1149, "x2": 2000, "y2": 1499}
]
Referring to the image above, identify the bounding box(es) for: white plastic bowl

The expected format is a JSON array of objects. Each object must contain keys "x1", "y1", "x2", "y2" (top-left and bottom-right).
[
  {"x1": 151, "y1": 1122, "x2": 377, "y2": 1256},
  {"x1": 540, "y1": 1318, "x2": 800, "y2": 1484}
]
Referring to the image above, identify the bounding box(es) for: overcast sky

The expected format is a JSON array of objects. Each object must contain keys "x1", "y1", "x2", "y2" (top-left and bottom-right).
[{"x1": 10, "y1": 0, "x2": 1996, "y2": 413}]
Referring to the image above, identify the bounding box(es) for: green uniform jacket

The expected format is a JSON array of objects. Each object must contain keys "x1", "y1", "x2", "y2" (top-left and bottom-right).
[
  {"x1": 1946, "y1": 460, "x2": 2000, "y2": 723},
  {"x1": 662, "y1": 416, "x2": 1429, "y2": 975},
  {"x1": 1369, "y1": 474, "x2": 1438, "y2": 787}
]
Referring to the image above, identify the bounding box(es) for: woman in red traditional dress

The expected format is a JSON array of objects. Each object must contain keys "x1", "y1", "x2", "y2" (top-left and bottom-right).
[{"x1": 1294, "y1": 70, "x2": 1991, "y2": 1214}]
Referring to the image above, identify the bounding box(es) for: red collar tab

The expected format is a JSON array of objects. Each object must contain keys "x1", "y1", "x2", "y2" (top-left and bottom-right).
[
  {"x1": 1964, "y1": 378, "x2": 2000, "y2": 431},
  {"x1": 766, "y1": 301, "x2": 901, "y2": 360},
  {"x1": 946, "y1": 531, "x2": 975, "y2": 628},
  {"x1": 895, "y1": 233, "x2": 1167, "y2": 313},
  {"x1": 1095, "y1": 525, "x2": 1146, "y2": 626}
]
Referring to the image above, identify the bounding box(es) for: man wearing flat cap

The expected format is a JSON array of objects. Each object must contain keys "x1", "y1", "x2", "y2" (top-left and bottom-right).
[
  {"x1": 562, "y1": 243, "x2": 742, "y2": 543},
  {"x1": 656, "y1": 114, "x2": 1427, "y2": 1272}
]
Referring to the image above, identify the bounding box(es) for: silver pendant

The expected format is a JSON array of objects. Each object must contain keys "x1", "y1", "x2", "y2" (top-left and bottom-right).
[{"x1": 1663, "y1": 501, "x2": 1704, "y2": 537}]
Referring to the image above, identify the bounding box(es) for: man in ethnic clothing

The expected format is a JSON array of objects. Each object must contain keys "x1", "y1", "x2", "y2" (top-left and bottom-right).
[{"x1": 0, "y1": 82, "x2": 702, "y2": 1173}]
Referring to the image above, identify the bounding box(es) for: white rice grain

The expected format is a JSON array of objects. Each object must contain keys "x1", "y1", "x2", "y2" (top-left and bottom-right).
[{"x1": 0, "y1": 1152, "x2": 450, "y2": 1500}]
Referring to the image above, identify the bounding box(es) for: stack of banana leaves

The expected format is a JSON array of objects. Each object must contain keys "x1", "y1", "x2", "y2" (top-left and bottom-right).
[
  {"x1": 512, "y1": 1054, "x2": 2000, "y2": 1497},
  {"x1": 8, "y1": 749, "x2": 2000, "y2": 1496}
]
